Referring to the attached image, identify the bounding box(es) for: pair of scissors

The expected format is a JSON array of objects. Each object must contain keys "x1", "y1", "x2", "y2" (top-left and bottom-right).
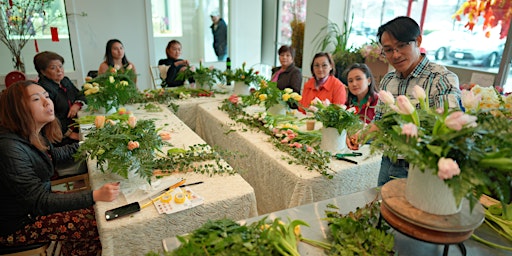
[{"x1": 334, "y1": 152, "x2": 362, "y2": 164}]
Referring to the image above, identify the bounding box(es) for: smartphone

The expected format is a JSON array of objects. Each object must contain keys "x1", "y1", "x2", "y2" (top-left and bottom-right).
[{"x1": 105, "y1": 202, "x2": 141, "y2": 221}]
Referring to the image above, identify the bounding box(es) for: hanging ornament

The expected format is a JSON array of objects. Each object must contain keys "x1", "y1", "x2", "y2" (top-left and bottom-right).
[{"x1": 50, "y1": 27, "x2": 59, "y2": 42}]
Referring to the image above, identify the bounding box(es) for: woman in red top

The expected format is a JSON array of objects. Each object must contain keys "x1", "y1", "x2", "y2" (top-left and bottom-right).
[
  {"x1": 344, "y1": 63, "x2": 379, "y2": 124},
  {"x1": 299, "y1": 52, "x2": 346, "y2": 113}
]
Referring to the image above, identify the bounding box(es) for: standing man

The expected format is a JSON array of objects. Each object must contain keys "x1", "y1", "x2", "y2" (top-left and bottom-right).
[
  {"x1": 210, "y1": 10, "x2": 228, "y2": 61},
  {"x1": 374, "y1": 16, "x2": 461, "y2": 186}
]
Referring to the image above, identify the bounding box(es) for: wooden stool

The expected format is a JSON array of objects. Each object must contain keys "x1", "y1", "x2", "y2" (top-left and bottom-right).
[
  {"x1": 380, "y1": 179, "x2": 485, "y2": 256},
  {"x1": 0, "y1": 243, "x2": 48, "y2": 256}
]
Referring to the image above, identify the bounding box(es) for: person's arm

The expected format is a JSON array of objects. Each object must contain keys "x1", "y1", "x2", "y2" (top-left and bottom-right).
[
  {"x1": 165, "y1": 60, "x2": 187, "y2": 87},
  {"x1": 98, "y1": 62, "x2": 109, "y2": 75},
  {"x1": 128, "y1": 62, "x2": 137, "y2": 83}
]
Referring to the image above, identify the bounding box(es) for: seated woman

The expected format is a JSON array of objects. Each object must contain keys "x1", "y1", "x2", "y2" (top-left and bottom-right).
[
  {"x1": 344, "y1": 63, "x2": 379, "y2": 124},
  {"x1": 299, "y1": 52, "x2": 347, "y2": 113},
  {"x1": 34, "y1": 51, "x2": 86, "y2": 147},
  {"x1": 158, "y1": 40, "x2": 194, "y2": 87},
  {"x1": 271, "y1": 45, "x2": 302, "y2": 93},
  {"x1": 34, "y1": 51, "x2": 88, "y2": 180},
  {"x1": 0, "y1": 80, "x2": 120, "y2": 255},
  {"x1": 98, "y1": 39, "x2": 137, "y2": 82}
]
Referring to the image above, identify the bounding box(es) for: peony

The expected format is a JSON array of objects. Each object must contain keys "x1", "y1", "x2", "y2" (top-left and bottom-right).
[{"x1": 437, "y1": 157, "x2": 461, "y2": 180}]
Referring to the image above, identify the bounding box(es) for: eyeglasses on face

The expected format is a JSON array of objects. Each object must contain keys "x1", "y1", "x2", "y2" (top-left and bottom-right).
[
  {"x1": 313, "y1": 64, "x2": 330, "y2": 69},
  {"x1": 381, "y1": 41, "x2": 414, "y2": 56}
]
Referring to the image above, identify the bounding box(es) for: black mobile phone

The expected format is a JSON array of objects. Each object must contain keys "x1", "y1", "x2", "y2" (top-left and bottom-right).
[{"x1": 105, "y1": 202, "x2": 140, "y2": 221}]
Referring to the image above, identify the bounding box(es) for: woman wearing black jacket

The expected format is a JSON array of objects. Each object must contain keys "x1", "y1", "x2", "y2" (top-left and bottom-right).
[
  {"x1": 0, "y1": 81, "x2": 120, "y2": 255},
  {"x1": 34, "y1": 51, "x2": 87, "y2": 147},
  {"x1": 158, "y1": 40, "x2": 194, "y2": 87}
]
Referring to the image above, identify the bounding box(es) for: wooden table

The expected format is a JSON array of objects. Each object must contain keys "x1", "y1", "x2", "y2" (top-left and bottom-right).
[
  {"x1": 84, "y1": 104, "x2": 257, "y2": 255},
  {"x1": 195, "y1": 101, "x2": 382, "y2": 214}
]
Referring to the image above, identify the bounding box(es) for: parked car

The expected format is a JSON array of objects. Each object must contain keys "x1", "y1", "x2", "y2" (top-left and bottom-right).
[
  {"x1": 422, "y1": 30, "x2": 470, "y2": 60},
  {"x1": 447, "y1": 34, "x2": 505, "y2": 67}
]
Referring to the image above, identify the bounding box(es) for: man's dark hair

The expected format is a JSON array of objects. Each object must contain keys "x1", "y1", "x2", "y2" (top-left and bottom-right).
[{"x1": 377, "y1": 16, "x2": 421, "y2": 44}]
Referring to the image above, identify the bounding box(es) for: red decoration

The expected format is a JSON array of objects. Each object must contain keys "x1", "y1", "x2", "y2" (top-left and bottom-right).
[
  {"x1": 34, "y1": 39, "x2": 39, "y2": 52},
  {"x1": 50, "y1": 27, "x2": 59, "y2": 42},
  {"x1": 454, "y1": 0, "x2": 512, "y2": 39}
]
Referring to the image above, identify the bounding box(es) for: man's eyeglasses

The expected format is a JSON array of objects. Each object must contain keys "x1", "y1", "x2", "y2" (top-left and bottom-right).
[
  {"x1": 313, "y1": 64, "x2": 330, "y2": 69},
  {"x1": 381, "y1": 41, "x2": 414, "y2": 56}
]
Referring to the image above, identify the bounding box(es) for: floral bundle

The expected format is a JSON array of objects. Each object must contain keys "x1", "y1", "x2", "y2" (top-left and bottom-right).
[
  {"x1": 461, "y1": 84, "x2": 512, "y2": 117},
  {"x1": 82, "y1": 66, "x2": 139, "y2": 112},
  {"x1": 76, "y1": 115, "x2": 168, "y2": 183},
  {"x1": 359, "y1": 41, "x2": 387, "y2": 63},
  {"x1": 247, "y1": 80, "x2": 302, "y2": 110},
  {"x1": 367, "y1": 85, "x2": 512, "y2": 211},
  {"x1": 232, "y1": 62, "x2": 263, "y2": 85},
  {"x1": 177, "y1": 62, "x2": 219, "y2": 90},
  {"x1": 306, "y1": 98, "x2": 362, "y2": 134}
]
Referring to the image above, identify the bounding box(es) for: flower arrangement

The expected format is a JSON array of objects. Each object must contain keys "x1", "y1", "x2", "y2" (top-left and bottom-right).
[
  {"x1": 82, "y1": 66, "x2": 139, "y2": 112},
  {"x1": 76, "y1": 114, "x2": 238, "y2": 183},
  {"x1": 232, "y1": 62, "x2": 263, "y2": 85},
  {"x1": 306, "y1": 98, "x2": 362, "y2": 134},
  {"x1": 177, "y1": 62, "x2": 219, "y2": 90},
  {"x1": 367, "y1": 85, "x2": 512, "y2": 211},
  {"x1": 246, "y1": 80, "x2": 302, "y2": 110},
  {"x1": 359, "y1": 41, "x2": 387, "y2": 63},
  {"x1": 76, "y1": 115, "x2": 167, "y2": 183},
  {"x1": 461, "y1": 84, "x2": 512, "y2": 117}
]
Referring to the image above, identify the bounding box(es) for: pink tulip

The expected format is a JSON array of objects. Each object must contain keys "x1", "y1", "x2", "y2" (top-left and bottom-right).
[
  {"x1": 445, "y1": 111, "x2": 477, "y2": 131},
  {"x1": 378, "y1": 90, "x2": 395, "y2": 105},
  {"x1": 437, "y1": 157, "x2": 461, "y2": 180},
  {"x1": 401, "y1": 123, "x2": 418, "y2": 138},
  {"x1": 412, "y1": 85, "x2": 426, "y2": 100},
  {"x1": 396, "y1": 95, "x2": 415, "y2": 115}
]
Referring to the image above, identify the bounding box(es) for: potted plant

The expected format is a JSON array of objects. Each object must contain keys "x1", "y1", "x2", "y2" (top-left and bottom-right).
[{"x1": 246, "y1": 80, "x2": 302, "y2": 115}]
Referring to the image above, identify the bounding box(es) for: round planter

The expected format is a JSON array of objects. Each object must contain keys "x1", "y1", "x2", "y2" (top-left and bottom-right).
[
  {"x1": 233, "y1": 81, "x2": 251, "y2": 96},
  {"x1": 267, "y1": 104, "x2": 287, "y2": 116},
  {"x1": 320, "y1": 127, "x2": 347, "y2": 153},
  {"x1": 405, "y1": 166, "x2": 462, "y2": 215}
]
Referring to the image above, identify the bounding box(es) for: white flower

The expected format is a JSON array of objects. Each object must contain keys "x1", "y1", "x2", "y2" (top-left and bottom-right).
[
  {"x1": 412, "y1": 85, "x2": 426, "y2": 100},
  {"x1": 461, "y1": 90, "x2": 481, "y2": 111},
  {"x1": 396, "y1": 95, "x2": 415, "y2": 115},
  {"x1": 109, "y1": 76, "x2": 115, "y2": 84}
]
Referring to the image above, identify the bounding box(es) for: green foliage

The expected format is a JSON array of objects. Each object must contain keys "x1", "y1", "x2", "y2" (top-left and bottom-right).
[
  {"x1": 306, "y1": 99, "x2": 363, "y2": 135},
  {"x1": 82, "y1": 67, "x2": 140, "y2": 112},
  {"x1": 320, "y1": 199, "x2": 395, "y2": 255},
  {"x1": 75, "y1": 118, "x2": 164, "y2": 183},
  {"x1": 231, "y1": 62, "x2": 265, "y2": 85},
  {"x1": 219, "y1": 98, "x2": 335, "y2": 178},
  {"x1": 176, "y1": 62, "x2": 220, "y2": 90},
  {"x1": 156, "y1": 217, "x2": 307, "y2": 256},
  {"x1": 244, "y1": 80, "x2": 302, "y2": 110}
]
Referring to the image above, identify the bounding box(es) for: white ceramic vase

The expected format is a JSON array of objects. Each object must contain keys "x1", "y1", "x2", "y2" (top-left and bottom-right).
[
  {"x1": 234, "y1": 81, "x2": 251, "y2": 95},
  {"x1": 267, "y1": 104, "x2": 287, "y2": 116},
  {"x1": 320, "y1": 127, "x2": 347, "y2": 153},
  {"x1": 405, "y1": 166, "x2": 462, "y2": 215}
]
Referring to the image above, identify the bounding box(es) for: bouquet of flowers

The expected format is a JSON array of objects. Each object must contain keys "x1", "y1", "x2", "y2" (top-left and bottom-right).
[
  {"x1": 177, "y1": 62, "x2": 219, "y2": 90},
  {"x1": 461, "y1": 84, "x2": 512, "y2": 117},
  {"x1": 306, "y1": 98, "x2": 362, "y2": 134},
  {"x1": 367, "y1": 86, "x2": 512, "y2": 211},
  {"x1": 232, "y1": 62, "x2": 263, "y2": 85},
  {"x1": 247, "y1": 80, "x2": 302, "y2": 110},
  {"x1": 359, "y1": 41, "x2": 387, "y2": 63},
  {"x1": 82, "y1": 66, "x2": 139, "y2": 112},
  {"x1": 76, "y1": 115, "x2": 168, "y2": 183}
]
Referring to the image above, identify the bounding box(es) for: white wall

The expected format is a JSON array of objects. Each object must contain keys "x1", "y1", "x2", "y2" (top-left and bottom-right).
[{"x1": 0, "y1": 0, "x2": 263, "y2": 90}]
